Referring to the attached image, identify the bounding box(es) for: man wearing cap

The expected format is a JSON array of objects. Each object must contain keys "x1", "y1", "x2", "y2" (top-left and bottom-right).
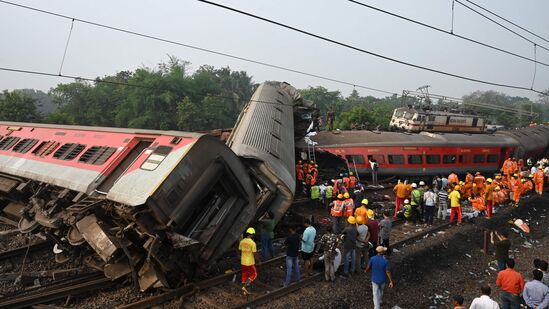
[
  {"x1": 342, "y1": 216, "x2": 358, "y2": 276},
  {"x1": 239, "y1": 227, "x2": 260, "y2": 295},
  {"x1": 365, "y1": 246, "x2": 394, "y2": 309}
]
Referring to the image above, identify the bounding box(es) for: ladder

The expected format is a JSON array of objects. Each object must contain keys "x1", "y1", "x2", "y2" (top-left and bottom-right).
[{"x1": 307, "y1": 141, "x2": 316, "y2": 163}]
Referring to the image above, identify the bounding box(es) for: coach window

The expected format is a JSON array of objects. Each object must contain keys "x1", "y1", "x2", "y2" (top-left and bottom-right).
[
  {"x1": 345, "y1": 155, "x2": 365, "y2": 165},
  {"x1": 487, "y1": 154, "x2": 498, "y2": 163},
  {"x1": 443, "y1": 155, "x2": 456, "y2": 164},
  {"x1": 388, "y1": 155, "x2": 404, "y2": 164},
  {"x1": 473, "y1": 154, "x2": 485, "y2": 163},
  {"x1": 407, "y1": 155, "x2": 423, "y2": 164},
  {"x1": 367, "y1": 155, "x2": 385, "y2": 164},
  {"x1": 426, "y1": 155, "x2": 440, "y2": 164}
]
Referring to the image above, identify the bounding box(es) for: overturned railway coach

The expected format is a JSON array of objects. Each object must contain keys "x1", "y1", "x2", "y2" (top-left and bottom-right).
[
  {"x1": 0, "y1": 81, "x2": 309, "y2": 291},
  {"x1": 309, "y1": 125, "x2": 549, "y2": 177}
]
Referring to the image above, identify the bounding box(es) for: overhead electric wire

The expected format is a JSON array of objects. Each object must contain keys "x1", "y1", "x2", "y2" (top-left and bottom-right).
[
  {"x1": 455, "y1": 0, "x2": 549, "y2": 53},
  {"x1": 463, "y1": 0, "x2": 549, "y2": 45},
  {"x1": 197, "y1": 0, "x2": 548, "y2": 96},
  {"x1": 0, "y1": 0, "x2": 397, "y2": 97},
  {"x1": 346, "y1": 0, "x2": 549, "y2": 68}
]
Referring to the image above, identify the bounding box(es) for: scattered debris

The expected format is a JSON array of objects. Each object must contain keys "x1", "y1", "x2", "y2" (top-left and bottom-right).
[{"x1": 465, "y1": 253, "x2": 472, "y2": 258}]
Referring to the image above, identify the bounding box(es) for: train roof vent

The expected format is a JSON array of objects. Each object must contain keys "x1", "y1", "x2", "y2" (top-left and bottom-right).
[
  {"x1": 0, "y1": 136, "x2": 21, "y2": 151},
  {"x1": 79, "y1": 146, "x2": 117, "y2": 165},
  {"x1": 12, "y1": 138, "x2": 39, "y2": 153},
  {"x1": 53, "y1": 143, "x2": 86, "y2": 161}
]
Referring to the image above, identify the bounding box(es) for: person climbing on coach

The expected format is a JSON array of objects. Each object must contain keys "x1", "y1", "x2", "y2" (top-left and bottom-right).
[
  {"x1": 534, "y1": 165, "x2": 545, "y2": 195},
  {"x1": 239, "y1": 227, "x2": 259, "y2": 295},
  {"x1": 330, "y1": 194, "x2": 345, "y2": 233},
  {"x1": 393, "y1": 180, "x2": 407, "y2": 218},
  {"x1": 449, "y1": 185, "x2": 462, "y2": 225}
]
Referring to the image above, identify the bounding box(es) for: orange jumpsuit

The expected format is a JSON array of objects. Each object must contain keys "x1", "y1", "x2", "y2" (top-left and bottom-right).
[
  {"x1": 470, "y1": 197, "x2": 486, "y2": 212},
  {"x1": 510, "y1": 178, "x2": 522, "y2": 205},
  {"x1": 522, "y1": 180, "x2": 533, "y2": 194},
  {"x1": 393, "y1": 182, "x2": 408, "y2": 216},
  {"x1": 484, "y1": 184, "x2": 494, "y2": 218},
  {"x1": 473, "y1": 175, "x2": 486, "y2": 195},
  {"x1": 534, "y1": 169, "x2": 545, "y2": 195}
]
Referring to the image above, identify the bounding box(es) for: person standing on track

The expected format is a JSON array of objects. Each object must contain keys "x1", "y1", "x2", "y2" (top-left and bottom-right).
[
  {"x1": 423, "y1": 186, "x2": 437, "y2": 226},
  {"x1": 355, "y1": 216, "x2": 370, "y2": 271},
  {"x1": 301, "y1": 219, "x2": 316, "y2": 277},
  {"x1": 437, "y1": 187, "x2": 449, "y2": 220},
  {"x1": 342, "y1": 216, "x2": 358, "y2": 276},
  {"x1": 492, "y1": 230, "x2": 511, "y2": 271},
  {"x1": 330, "y1": 194, "x2": 345, "y2": 233},
  {"x1": 365, "y1": 246, "x2": 394, "y2": 309},
  {"x1": 283, "y1": 226, "x2": 301, "y2": 287},
  {"x1": 449, "y1": 185, "x2": 462, "y2": 225},
  {"x1": 496, "y1": 258, "x2": 525, "y2": 309},
  {"x1": 317, "y1": 226, "x2": 340, "y2": 282},
  {"x1": 366, "y1": 214, "x2": 380, "y2": 257},
  {"x1": 410, "y1": 183, "x2": 422, "y2": 225},
  {"x1": 379, "y1": 210, "x2": 392, "y2": 255},
  {"x1": 393, "y1": 180, "x2": 407, "y2": 218},
  {"x1": 239, "y1": 227, "x2": 260, "y2": 295},
  {"x1": 258, "y1": 211, "x2": 275, "y2": 261},
  {"x1": 484, "y1": 178, "x2": 495, "y2": 219},
  {"x1": 534, "y1": 165, "x2": 545, "y2": 195}
]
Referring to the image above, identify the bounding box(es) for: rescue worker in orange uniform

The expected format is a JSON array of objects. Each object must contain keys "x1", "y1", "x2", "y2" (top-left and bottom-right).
[
  {"x1": 462, "y1": 181, "x2": 473, "y2": 199},
  {"x1": 510, "y1": 174, "x2": 522, "y2": 206},
  {"x1": 342, "y1": 173, "x2": 351, "y2": 190},
  {"x1": 533, "y1": 166, "x2": 545, "y2": 195},
  {"x1": 296, "y1": 160, "x2": 305, "y2": 194},
  {"x1": 342, "y1": 192, "x2": 355, "y2": 219},
  {"x1": 501, "y1": 157, "x2": 515, "y2": 181},
  {"x1": 522, "y1": 176, "x2": 533, "y2": 195},
  {"x1": 465, "y1": 171, "x2": 474, "y2": 184},
  {"x1": 330, "y1": 194, "x2": 345, "y2": 233},
  {"x1": 354, "y1": 199, "x2": 369, "y2": 224},
  {"x1": 484, "y1": 178, "x2": 495, "y2": 219},
  {"x1": 469, "y1": 193, "x2": 486, "y2": 214},
  {"x1": 311, "y1": 165, "x2": 319, "y2": 186},
  {"x1": 393, "y1": 180, "x2": 408, "y2": 218},
  {"x1": 307, "y1": 160, "x2": 315, "y2": 174},
  {"x1": 448, "y1": 172, "x2": 459, "y2": 188},
  {"x1": 349, "y1": 172, "x2": 357, "y2": 189},
  {"x1": 473, "y1": 172, "x2": 486, "y2": 195}
]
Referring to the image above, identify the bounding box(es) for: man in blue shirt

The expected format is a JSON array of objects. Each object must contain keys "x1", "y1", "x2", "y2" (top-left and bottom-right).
[
  {"x1": 301, "y1": 219, "x2": 316, "y2": 276},
  {"x1": 365, "y1": 246, "x2": 394, "y2": 309},
  {"x1": 523, "y1": 269, "x2": 549, "y2": 309}
]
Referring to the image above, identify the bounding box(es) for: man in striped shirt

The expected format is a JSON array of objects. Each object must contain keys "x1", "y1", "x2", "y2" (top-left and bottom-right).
[{"x1": 437, "y1": 188, "x2": 449, "y2": 220}]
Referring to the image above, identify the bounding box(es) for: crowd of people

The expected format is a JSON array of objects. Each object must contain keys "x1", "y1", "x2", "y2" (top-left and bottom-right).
[{"x1": 236, "y1": 156, "x2": 549, "y2": 308}]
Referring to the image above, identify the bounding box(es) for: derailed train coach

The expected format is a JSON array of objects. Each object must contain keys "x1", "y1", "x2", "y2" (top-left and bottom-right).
[{"x1": 0, "y1": 81, "x2": 310, "y2": 291}]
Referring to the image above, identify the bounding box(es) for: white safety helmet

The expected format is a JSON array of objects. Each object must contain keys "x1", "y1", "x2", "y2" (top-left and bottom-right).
[
  {"x1": 411, "y1": 183, "x2": 417, "y2": 188},
  {"x1": 404, "y1": 199, "x2": 410, "y2": 204},
  {"x1": 419, "y1": 181, "x2": 425, "y2": 186}
]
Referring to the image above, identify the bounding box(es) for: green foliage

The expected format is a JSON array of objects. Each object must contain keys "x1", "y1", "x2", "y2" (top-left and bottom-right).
[
  {"x1": 0, "y1": 90, "x2": 41, "y2": 122},
  {"x1": 45, "y1": 57, "x2": 255, "y2": 131}
]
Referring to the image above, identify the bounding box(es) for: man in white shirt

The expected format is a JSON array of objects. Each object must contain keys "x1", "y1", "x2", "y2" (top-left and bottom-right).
[{"x1": 470, "y1": 285, "x2": 500, "y2": 309}]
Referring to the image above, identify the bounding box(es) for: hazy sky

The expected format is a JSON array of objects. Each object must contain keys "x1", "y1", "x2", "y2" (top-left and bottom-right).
[{"x1": 1, "y1": 0, "x2": 548, "y2": 100}]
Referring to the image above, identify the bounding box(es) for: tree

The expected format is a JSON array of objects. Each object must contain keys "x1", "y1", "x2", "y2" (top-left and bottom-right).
[{"x1": 0, "y1": 90, "x2": 41, "y2": 122}]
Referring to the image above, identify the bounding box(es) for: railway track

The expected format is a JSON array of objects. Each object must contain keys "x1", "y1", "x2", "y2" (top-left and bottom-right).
[
  {"x1": 0, "y1": 240, "x2": 51, "y2": 261},
  {"x1": 119, "y1": 220, "x2": 454, "y2": 309},
  {"x1": 0, "y1": 274, "x2": 120, "y2": 309}
]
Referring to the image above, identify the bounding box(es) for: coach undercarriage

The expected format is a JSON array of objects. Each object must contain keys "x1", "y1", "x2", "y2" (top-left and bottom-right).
[{"x1": 0, "y1": 174, "x2": 202, "y2": 291}]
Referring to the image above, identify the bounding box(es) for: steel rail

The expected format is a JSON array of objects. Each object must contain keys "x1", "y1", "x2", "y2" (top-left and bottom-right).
[{"x1": 0, "y1": 241, "x2": 51, "y2": 260}]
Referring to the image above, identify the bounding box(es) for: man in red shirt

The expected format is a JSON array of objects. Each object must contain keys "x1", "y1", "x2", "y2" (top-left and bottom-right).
[{"x1": 496, "y1": 258, "x2": 525, "y2": 309}]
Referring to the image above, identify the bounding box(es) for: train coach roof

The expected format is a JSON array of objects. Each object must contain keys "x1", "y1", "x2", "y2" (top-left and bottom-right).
[
  {"x1": 308, "y1": 130, "x2": 520, "y2": 148},
  {"x1": 0, "y1": 121, "x2": 204, "y2": 139}
]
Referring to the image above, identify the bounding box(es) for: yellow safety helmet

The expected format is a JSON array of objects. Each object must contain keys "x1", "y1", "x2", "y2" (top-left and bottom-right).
[
  {"x1": 521, "y1": 179, "x2": 526, "y2": 182},
  {"x1": 246, "y1": 227, "x2": 256, "y2": 235},
  {"x1": 495, "y1": 186, "x2": 501, "y2": 191},
  {"x1": 337, "y1": 194, "x2": 344, "y2": 199},
  {"x1": 495, "y1": 175, "x2": 502, "y2": 179},
  {"x1": 349, "y1": 172, "x2": 353, "y2": 176},
  {"x1": 314, "y1": 164, "x2": 318, "y2": 167},
  {"x1": 529, "y1": 174, "x2": 534, "y2": 178},
  {"x1": 486, "y1": 178, "x2": 493, "y2": 183},
  {"x1": 310, "y1": 160, "x2": 314, "y2": 164},
  {"x1": 367, "y1": 209, "x2": 375, "y2": 219},
  {"x1": 459, "y1": 181, "x2": 464, "y2": 185},
  {"x1": 344, "y1": 192, "x2": 350, "y2": 199},
  {"x1": 539, "y1": 165, "x2": 544, "y2": 169},
  {"x1": 347, "y1": 216, "x2": 356, "y2": 225},
  {"x1": 356, "y1": 216, "x2": 364, "y2": 224},
  {"x1": 454, "y1": 185, "x2": 461, "y2": 191},
  {"x1": 361, "y1": 198, "x2": 369, "y2": 205}
]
